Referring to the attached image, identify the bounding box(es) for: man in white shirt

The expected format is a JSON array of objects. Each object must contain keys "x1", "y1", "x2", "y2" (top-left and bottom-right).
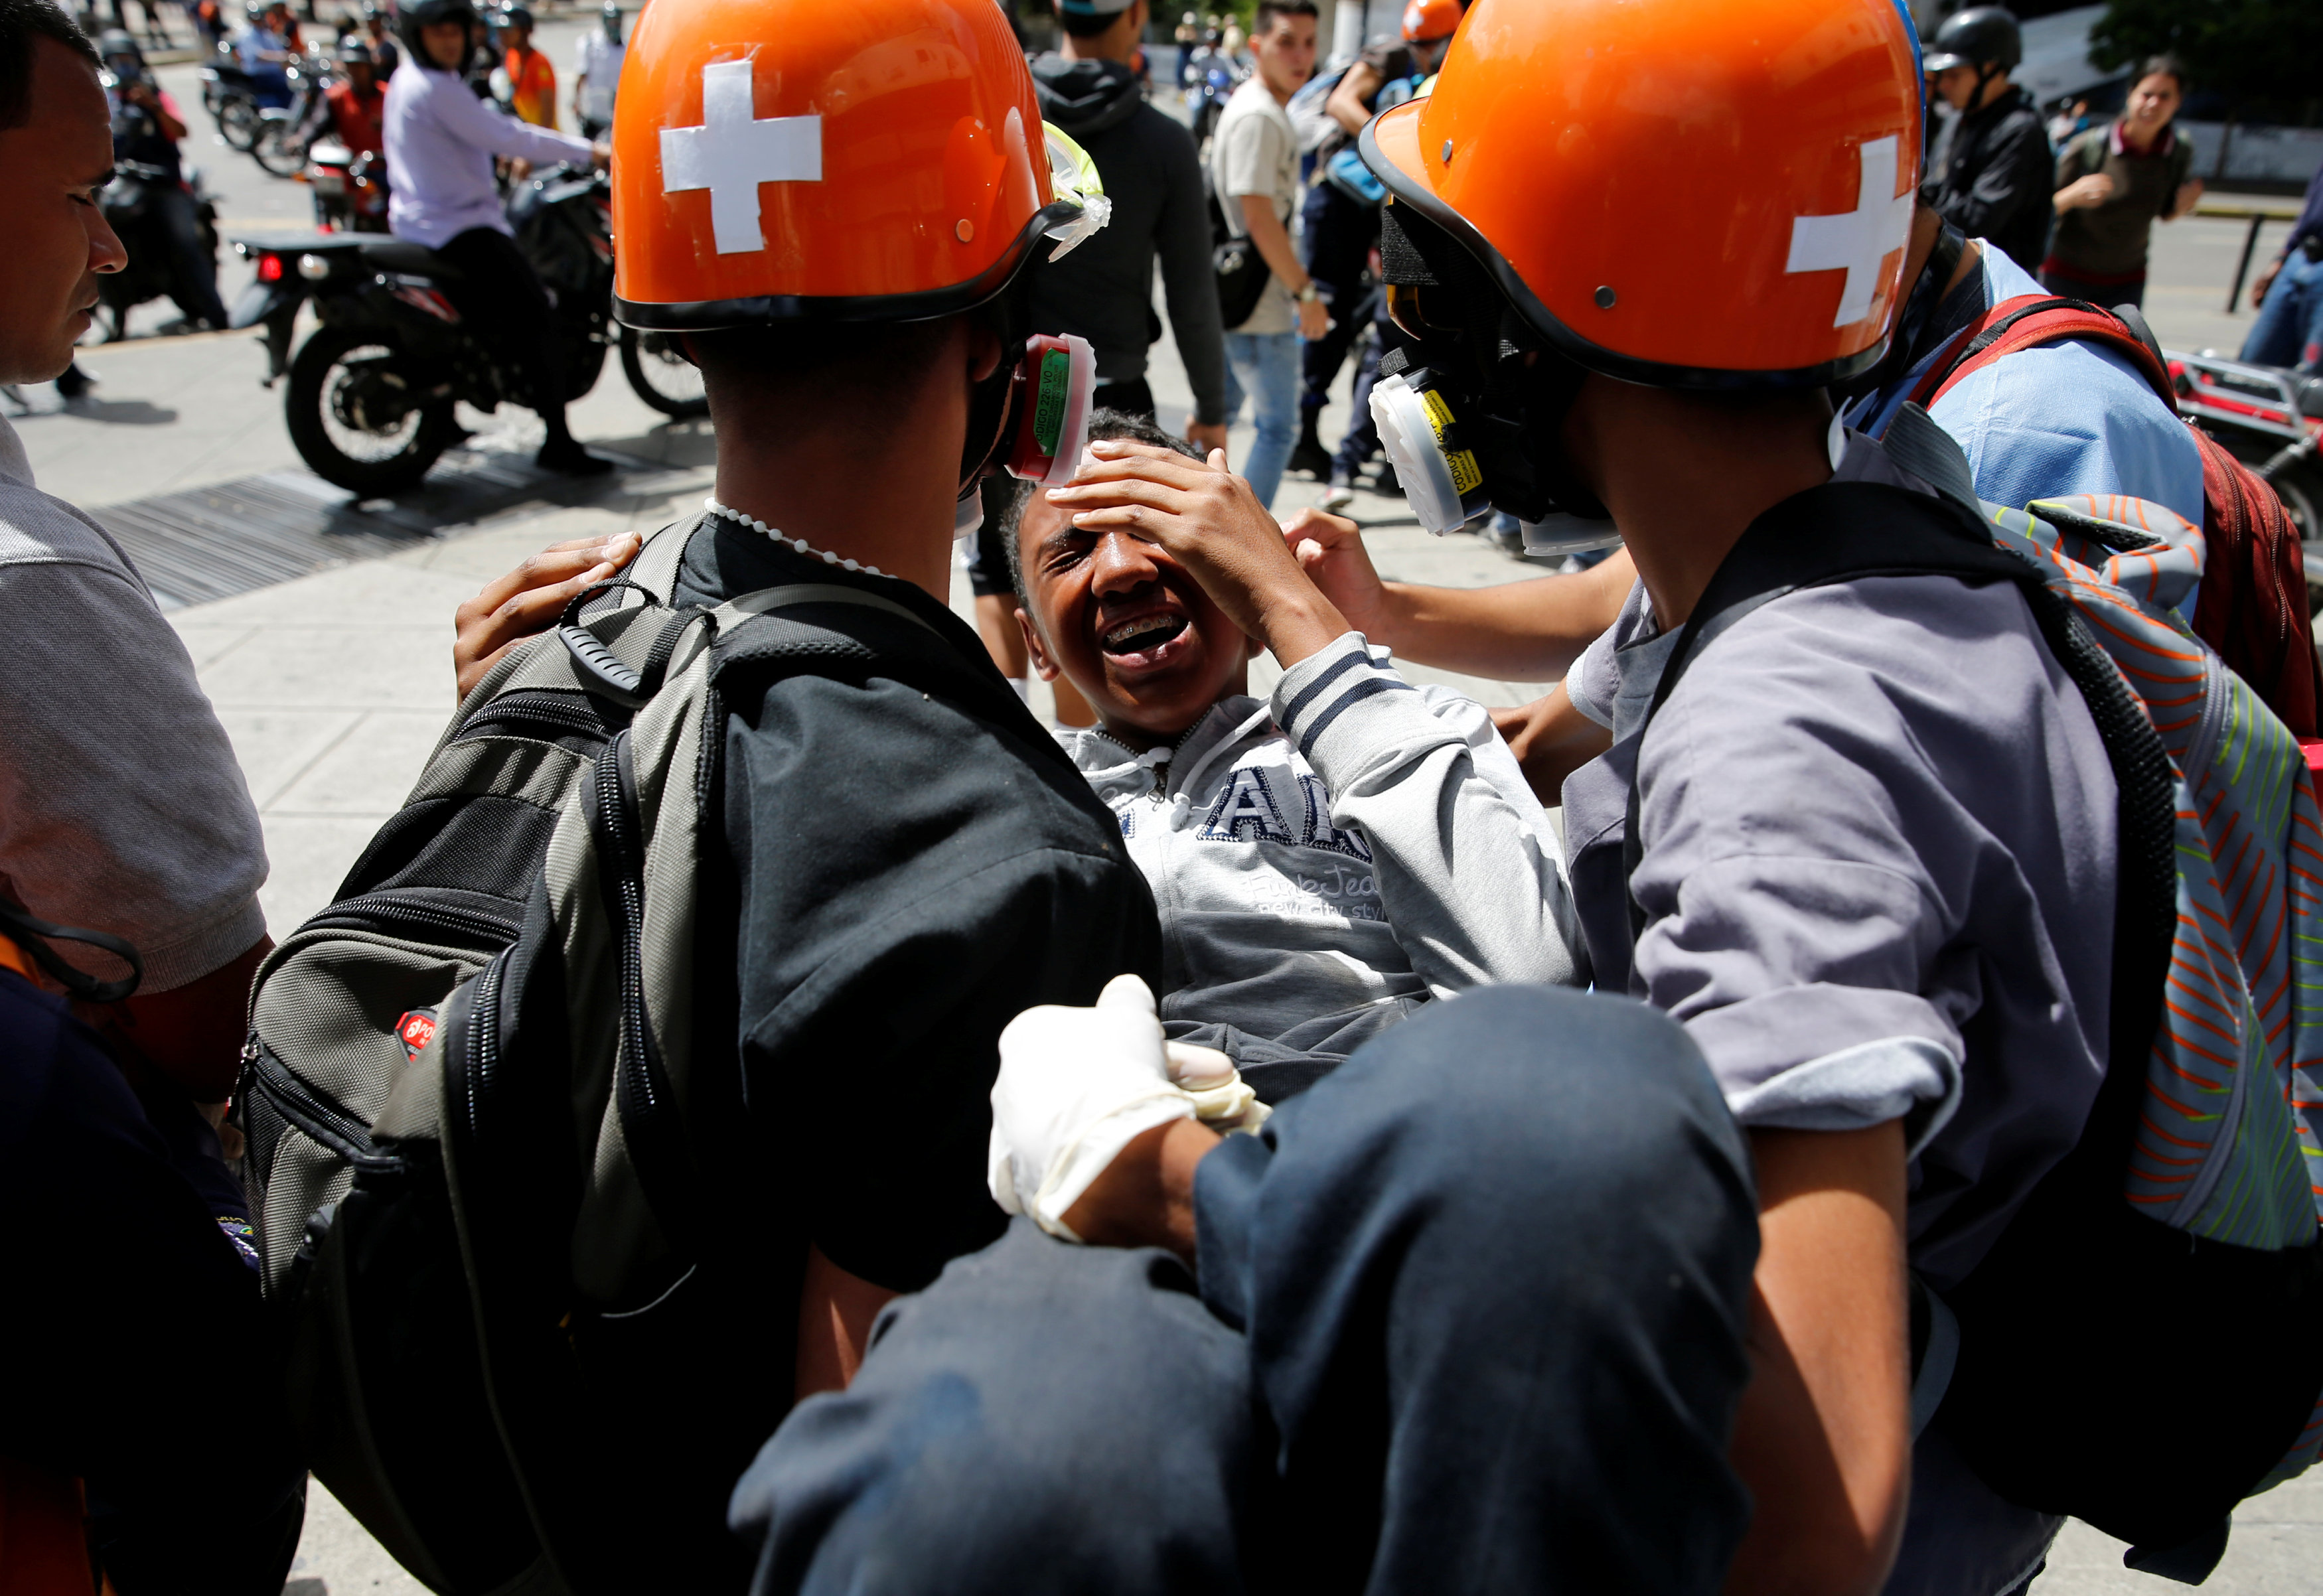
[
  {"x1": 0, "y1": 2, "x2": 271, "y2": 1105},
  {"x1": 1207, "y1": 0, "x2": 1323, "y2": 510},
  {"x1": 571, "y1": 0, "x2": 623, "y2": 140}
]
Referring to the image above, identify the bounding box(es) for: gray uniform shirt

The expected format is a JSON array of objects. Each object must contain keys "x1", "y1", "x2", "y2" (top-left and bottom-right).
[
  {"x1": 1061, "y1": 633, "x2": 1578, "y2": 1066},
  {"x1": 0, "y1": 415, "x2": 266, "y2": 991},
  {"x1": 1560, "y1": 441, "x2": 2119, "y2": 1596}
]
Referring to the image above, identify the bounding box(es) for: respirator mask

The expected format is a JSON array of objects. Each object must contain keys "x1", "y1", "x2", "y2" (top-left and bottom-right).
[
  {"x1": 954, "y1": 128, "x2": 1110, "y2": 548},
  {"x1": 1365, "y1": 202, "x2": 1621, "y2": 557},
  {"x1": 952, "y1": 329, "x2": 1098, "y2": 547}
]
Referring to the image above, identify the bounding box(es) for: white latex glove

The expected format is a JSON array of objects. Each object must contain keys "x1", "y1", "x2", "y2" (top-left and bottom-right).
[
  {"x1": 989, "y1": 976, "x2": 1271, "y2": 1242},
  {"x1": 990, "y1": 974, "x2": 1195, "y2": 1241},
  {"x1": 1167, "y1": 1038, "x2": 1270, "y2": 1135}
]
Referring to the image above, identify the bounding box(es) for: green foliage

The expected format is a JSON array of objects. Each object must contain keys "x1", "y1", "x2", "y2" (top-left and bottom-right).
[{"x1": 2091, "y1": 0, "x2": 2323, "y2": 122}]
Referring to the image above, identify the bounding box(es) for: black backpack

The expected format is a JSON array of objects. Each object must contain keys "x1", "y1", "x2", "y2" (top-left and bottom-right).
[
  {"x1": 1205, "y1": 160, "x2": 1272, "y2": 329},
  {"x1": 238, "y1": 518, "x2": 946, "y2": 1593}
]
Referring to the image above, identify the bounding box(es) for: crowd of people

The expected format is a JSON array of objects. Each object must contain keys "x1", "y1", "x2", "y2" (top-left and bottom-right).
[{"x1": 5, "y1": 1, "x2": 2323, "y2": 1596}]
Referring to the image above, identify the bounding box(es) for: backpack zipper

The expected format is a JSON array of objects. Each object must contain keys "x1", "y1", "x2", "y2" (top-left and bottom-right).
[
  {"x1": 453, "y1": 689, "x2": 624, "y2": 745},
  {"x1": 463, "y1": 948, "x2": 509, "y2": 1141},
  {"x1": 243, "y1": 1035, "x2": 392, "y2": 1170},
  {"x1": 302, "y1": 892, "x2": 523, "y2": 950}
]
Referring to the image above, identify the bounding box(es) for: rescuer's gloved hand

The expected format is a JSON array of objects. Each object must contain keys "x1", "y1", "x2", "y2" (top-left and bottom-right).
[{"x1": 989, "y1": 975, "x2": 1266, "y2": 1241}]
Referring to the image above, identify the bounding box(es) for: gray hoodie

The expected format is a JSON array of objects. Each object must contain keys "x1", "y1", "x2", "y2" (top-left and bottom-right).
[
  {"x1": 1028, "y1": 54, "x2": 1229, "y2": 425},
  {"x1": 1057, "y1": 634, "x2": 1580, "y2": 1084}
]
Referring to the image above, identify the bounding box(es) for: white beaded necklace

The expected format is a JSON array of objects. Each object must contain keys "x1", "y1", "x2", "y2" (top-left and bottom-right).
[{"x1": 703, "y1": 498, "x2": 893, "y2": 579}]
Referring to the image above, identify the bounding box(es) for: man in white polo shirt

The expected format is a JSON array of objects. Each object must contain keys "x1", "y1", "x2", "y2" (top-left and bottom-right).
[{"x1": 1207, "y1": 0, "x2": 1324, "y2": 510}]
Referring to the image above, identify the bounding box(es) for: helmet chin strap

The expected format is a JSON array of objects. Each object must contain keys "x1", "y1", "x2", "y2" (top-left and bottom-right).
[
  {"x1": 958, "y1": 354, "x2": 1019, "y2": 502},
  {"x1": 957, "y1": 289, "x2": 1030, "y2": 504}
]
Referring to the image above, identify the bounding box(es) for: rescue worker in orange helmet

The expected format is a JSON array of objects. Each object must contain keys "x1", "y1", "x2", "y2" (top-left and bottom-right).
[
  {"x1": 1349, "y1": 0, "x2": 2148, "y2": 1591},
  {"x1": 425, "y1": 2, "x2": 1176, "y2": 1582}
]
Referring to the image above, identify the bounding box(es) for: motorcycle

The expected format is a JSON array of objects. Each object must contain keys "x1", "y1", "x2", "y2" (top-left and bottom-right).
[
  {"x1": 307, "y1": 140, "x2": 390, "y2": 232},
  {"x1": 232, "y1": 164, "x2": 706, "y2": 496},
  {"x1": 250, "y1": 46, "x2": 333, "y2": 178},
  {"x1": 2168, "y1": 348, "x2": 2323, "y2": 549},
  {"x1": 96, "y1": 161, "x2": 221, "y2": 341},
  {"x1": 200, "y1": 38, "x2": 265, "y2": 151},
  {"x1": 1183, "y1": 46, "x2": 1243, "y2": 149}
]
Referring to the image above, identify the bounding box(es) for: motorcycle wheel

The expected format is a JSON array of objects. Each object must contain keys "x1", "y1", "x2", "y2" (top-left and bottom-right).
[
  {"x1": 285, "y1": 327, "x2": 457, "y2": 496},
  {"x1": 2267, "y1": 462, "x2": 2318, "y2": 544},
  {"x1": 619, "y1": 325, "x2": 708, "y2": 419},
  {"x1": 252, "y1": 125, "x2": 307, "y2": 178},
  {"x1": 217, "y1": 97, "x2": 260, "y2": 152}
]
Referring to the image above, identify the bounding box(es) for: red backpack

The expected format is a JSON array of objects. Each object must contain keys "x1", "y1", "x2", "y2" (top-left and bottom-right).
[{"x1": 1905, "y1": 293, "x2": 2323, "y2": 737}]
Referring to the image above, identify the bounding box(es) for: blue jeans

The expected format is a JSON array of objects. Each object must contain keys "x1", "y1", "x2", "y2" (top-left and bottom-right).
[
  {"x1": 732, "y1": 986, "x2": 1760, "y2": 1596},
  {"x1": 2239, "y1": 248, "x2": 2323, "y2": 374},
  {"x1": 1222, "y1": 328, "x2": 1300, "y2": 510}
]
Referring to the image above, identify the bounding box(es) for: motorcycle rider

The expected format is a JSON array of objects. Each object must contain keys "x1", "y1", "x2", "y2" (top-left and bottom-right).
[
  {"x1": 2240, "y1": 159, "x2": 2323, "y2": 378},
  {"x1": 99, "y1": 28, "x2": 228, "y2": 329},
  {"x1": 1921, "y1": 5, "x2": 2052, "y2": 275},
  {"x1": 232, "y1": 0, "x2": 291, "y2": 108},
  {"x1": 496, "y1": 1, "x2": 553, "y2": 127},
  {"x1": 323, "y1": 35, "x2": 383, "y2": 161},
  {"x1": 386, "y1": 0, "x2": 612, "y2": 473},
  {"x1": 571, "y1": 0, "x2": 621, "y2": 139},
  {"x1": 360, "y1": 1, "x2": 396, "y2": 75}
]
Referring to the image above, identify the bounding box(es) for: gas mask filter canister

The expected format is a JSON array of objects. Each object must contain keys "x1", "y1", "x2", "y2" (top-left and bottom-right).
[
  {"x1": 955, "y1": 330, "x2": 1096, "y2": 555},
  {"x1": 1369, "y1": 367, "x2": 1493, "y2": 535},
  {"x1": 1005, "y1": 332, "x2": 1097, "y2": 489}
]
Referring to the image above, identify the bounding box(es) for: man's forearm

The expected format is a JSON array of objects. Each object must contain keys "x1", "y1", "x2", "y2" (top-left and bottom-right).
[
  {"x1": 1724, "y1": 1122, "x2": 1912, "y2": 1596},
  {"x1": 1375, "y1": 548, "x2": 1634, "y2": 680},
  {"x1": 1238, "y1": 196, "x2": 1308, "y2": 295},
  {"x1": 1061, "y1": 1118, "x2": 1220, "y2": 1261},
  {"x1": 1325, "y1": 63, "x2": 1381, "y2": 135}
]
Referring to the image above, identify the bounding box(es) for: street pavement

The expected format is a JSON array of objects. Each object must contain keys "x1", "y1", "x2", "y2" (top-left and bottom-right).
[{"x1": 15, "y1": 35, "x2": 2323, "y2": 1593}]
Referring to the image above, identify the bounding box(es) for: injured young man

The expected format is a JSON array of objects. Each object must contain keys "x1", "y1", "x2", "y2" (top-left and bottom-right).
[{"x1": 1001, "y1": 409, "x2": 1581, "y2": 1096}]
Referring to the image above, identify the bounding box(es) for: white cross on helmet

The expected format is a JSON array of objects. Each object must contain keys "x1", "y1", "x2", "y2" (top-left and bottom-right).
[
  {"x1": 1784, "y1": 136, "x2": 1915, "y2": 331},
  {"x1": 658, "y1": 59, "x2": 821, "y2": 256}
]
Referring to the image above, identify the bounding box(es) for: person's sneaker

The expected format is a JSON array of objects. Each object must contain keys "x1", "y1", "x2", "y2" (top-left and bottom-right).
[
  {"x1": 1287, "y1": 433, "x2": 1334, "y2": 481},
  {"x1": 1373, "y1": 462, "x2": 1400, "y2": 499},
  {"x1": 1319, "y1": 476, "x2": 1355, "y2": 513},
  {"x1": 54, "y1": 362, "x2": 94, "y2": 401},
  {"x1": 536, "y1": 439, "x2": 616, "y2": 476}
]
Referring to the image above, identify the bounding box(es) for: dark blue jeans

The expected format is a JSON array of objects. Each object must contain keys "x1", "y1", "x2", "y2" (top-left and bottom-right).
[
  {"x1": 1299, "y1": 181, "x2": 1377, "y2": 421},
  {"x1": 1332, "y1": 302, "x2": 1415, "y2": 484},
  {"x1": 731, "y1": 986, "x2": 1761, "y2": 1595}
]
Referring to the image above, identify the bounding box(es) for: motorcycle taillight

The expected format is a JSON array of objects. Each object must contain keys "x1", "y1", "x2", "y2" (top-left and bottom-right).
[{"x1": 256, "y1": 254, "x2": 284, "y2": 283}]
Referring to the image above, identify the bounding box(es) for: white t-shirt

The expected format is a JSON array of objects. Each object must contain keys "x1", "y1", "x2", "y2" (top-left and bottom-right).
[
  {"x1": 1209, "y1": 76, "x2": 1298, "y2": 334},
  {"x1": 573, "y1": 29, "x2": 625, "y2": 126},
  {"x1": 0, "y1": 415, "x2": 267, "y2": 993}
]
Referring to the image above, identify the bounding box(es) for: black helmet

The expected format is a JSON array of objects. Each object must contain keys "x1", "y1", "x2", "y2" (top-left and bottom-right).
[
  {"x1": 1923, "y1": 6, "x2": 2022, "y2": 74},
  {"x1": 97, "y1": 27, "x2": 140, "y2": 59},
  {"x1": 337, "y1": 36, "x2": 374, "y2": 64},
  {"x1": 399, "y1": 0, "x2": 477, "y2": 70},
  {"x1": 499, "y1": 3, "x2": 533, "y2": 28}
]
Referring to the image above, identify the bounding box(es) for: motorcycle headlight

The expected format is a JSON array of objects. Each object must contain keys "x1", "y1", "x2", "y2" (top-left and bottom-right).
[{"x1": 297, "y1": 253, "x2": 331, "y2": 281}]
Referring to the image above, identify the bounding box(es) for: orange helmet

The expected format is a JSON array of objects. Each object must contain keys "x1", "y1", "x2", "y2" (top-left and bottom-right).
[
  {"x1": 1400, "y1": 0, "x2": 1461, "y2": 44},
  {"x1": 1362, "y1": 0, "x2": 1922, "y2": 386},
  {"x1": 612, "y1": 0, "x2": 1092, "y2": 329}
]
